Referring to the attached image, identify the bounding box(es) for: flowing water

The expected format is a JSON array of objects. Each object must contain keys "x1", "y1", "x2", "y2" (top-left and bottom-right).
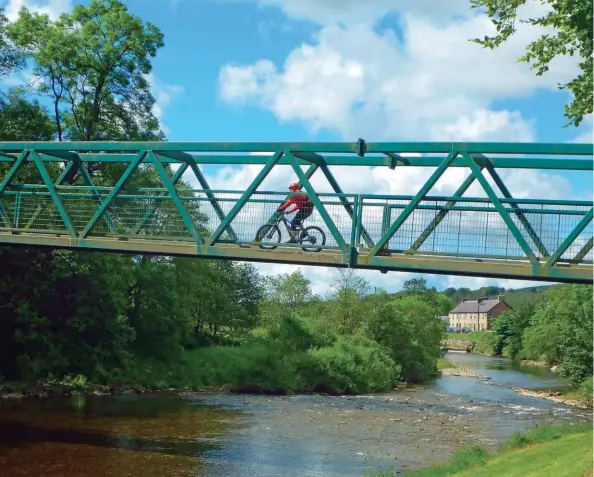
[{"x1": 0, "y1": 353, "x2": 591, "y2": 476}]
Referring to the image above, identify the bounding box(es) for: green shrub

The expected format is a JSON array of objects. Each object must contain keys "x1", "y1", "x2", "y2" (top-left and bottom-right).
[{"x1": 308, "y1": 336, "x2": 399, "y2": 394}]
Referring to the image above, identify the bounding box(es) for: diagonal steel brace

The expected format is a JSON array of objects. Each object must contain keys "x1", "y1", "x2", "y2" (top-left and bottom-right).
[
  {"x1": 319, "y1": 163, "x2": 374, "y2": 249},
  {"x1": 205, "y1": 151, "x2": 283, "y2": 247},
  {"x1": 155, "y1": 151, "x2": 238, "y2": 242},
  {"x1": 480, "y1": 155, "x2": 549, "y2": 258},
  {"x1": 544, "y1": 208, "x2": 593, "y2": 268},
  {"x1": 462, "y1": 152, "x2": 539, "y2": 266},
  {"x1": 286, "y1": 151, "x2": 349, "y2": 254},
  {"x1": 370, "y1": 151, "x2": 458, "y2": 257}
]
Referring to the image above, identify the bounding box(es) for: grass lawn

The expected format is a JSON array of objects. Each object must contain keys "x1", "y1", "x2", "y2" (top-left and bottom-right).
[
  {"x1": 454, "y1": 432, "x2": 592, "y2": 477},
  {"x1": 381, "y1": 424, "x2": 593, "y2": 477}
]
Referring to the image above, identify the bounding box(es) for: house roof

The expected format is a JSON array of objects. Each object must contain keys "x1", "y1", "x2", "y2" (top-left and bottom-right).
[{"x1": 449, "y1": 299, "x2": 502, "y2": 314}]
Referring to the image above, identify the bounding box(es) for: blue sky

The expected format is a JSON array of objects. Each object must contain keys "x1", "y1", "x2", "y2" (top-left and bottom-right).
[{"x1": 1, "y1": 0, "x2": 592, "y2": 295}]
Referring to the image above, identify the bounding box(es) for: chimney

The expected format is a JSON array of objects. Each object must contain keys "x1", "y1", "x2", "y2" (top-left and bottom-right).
[
  {"x1": 462, "y1": 298, "x2": 467, "y2": 303},
  {"x1": 477, "y1": 296, "x2": 485, "y2": 304},
  {"x1": 498, "y1": 294, "x2": 504, "y2": 302}
]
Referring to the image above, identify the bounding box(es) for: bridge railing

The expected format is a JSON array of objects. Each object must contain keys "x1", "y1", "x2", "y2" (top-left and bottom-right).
[
  {"x1": 0, "y1": 187, "x2": 360, "y2": 250},
  {"x1": 1, "y1": 186, "x2": 591, "y2": 267},
  {"x1": 357, "y1": 195, "x2": 593, "y2": 265}
]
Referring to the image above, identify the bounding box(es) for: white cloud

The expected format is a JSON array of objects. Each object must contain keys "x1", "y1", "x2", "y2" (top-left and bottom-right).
[
  {"x1": 218, "y1": 2, "x2": 577, "y2": 140},
  {"x1": 1, "y1": 0, "x2": 72, "y2": 21},
  {"x1": 433, "y1": 110, "x2": 535, "y2": 142},
  {"x1": 145, "y1": 72, "x2": 184, "y2": 136}
]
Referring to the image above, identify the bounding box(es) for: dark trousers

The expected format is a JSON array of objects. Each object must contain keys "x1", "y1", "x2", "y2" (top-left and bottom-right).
[{"x1": 290, "y1": 206, "x2": 313, "y2": 231}]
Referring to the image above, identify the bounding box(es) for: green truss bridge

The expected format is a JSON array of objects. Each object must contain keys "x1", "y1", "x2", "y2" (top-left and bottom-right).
[{"x1": 0, "y1": 140, "x2": 592, "y2": 284}]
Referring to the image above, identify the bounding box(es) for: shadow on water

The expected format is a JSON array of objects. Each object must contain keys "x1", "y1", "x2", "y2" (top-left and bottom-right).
[
  {"x1": 0, "y1": 393, "x2": 245, "y2": 477},
  {"x1": 0, "y1": 420, "x2": 220, "y2": 457}
]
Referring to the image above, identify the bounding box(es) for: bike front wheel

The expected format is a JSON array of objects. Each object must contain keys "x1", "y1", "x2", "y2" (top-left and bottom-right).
[
  {"x1": 255, "y1": 224, "x2": 281, "y2": 249},
  {"x1": 300, "y1": 226, "x2": 326, "y2": 252}
]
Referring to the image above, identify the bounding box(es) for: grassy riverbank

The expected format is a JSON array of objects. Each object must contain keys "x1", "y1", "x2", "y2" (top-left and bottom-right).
[{"x1": 365, "y1": 424, "x2": 593, "y2": 477}]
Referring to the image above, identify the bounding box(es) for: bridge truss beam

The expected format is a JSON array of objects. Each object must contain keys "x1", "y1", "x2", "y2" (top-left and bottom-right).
[{"x1": 0, "y1": 140, "x2": 592, "y2": 284}]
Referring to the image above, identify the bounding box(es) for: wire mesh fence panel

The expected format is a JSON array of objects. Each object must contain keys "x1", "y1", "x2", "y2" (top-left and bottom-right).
[
  {"x1": 1, "y1": 192, "x2": 68, "y2": 234},
  {"x1": 359, "y1": 196, "x2": 593, "y2": 263}
]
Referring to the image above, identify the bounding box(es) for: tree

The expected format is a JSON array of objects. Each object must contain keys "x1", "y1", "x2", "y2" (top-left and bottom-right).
[
  {"x1": 265, "y1": 269, "x2": 312, "y2": 309},
  {"x1": 0, "y1": 0, "x2": 174, "y2": 382},
  {"x1": 471, "y1": 0, "x2": 593, "y2": 127},
  {"x1": 192, "y1": 261, "x2": 263, "y2": 339},
  {"x1": 7, "y1": 0, "x2": 165, "y2": 142},
  {"x1": 403, "y1": 277, "x2": 430, "y2": 294},
  {"x1": 325, "y1": 269, "x2": 370, "y2": 335},
  {"x1": 402, "y1": 277, "x2": 450, "y2": 314},
  {"x1": 522, "y1": 284, "x2": 592, "y2": 385},
  {"x1": 260, "y1": 269, "x2": 312, "y2": 327},
  {"x1": 492, "y1": 305, "x2": 534, "y2": 357},
  {"x1": 366, "y1": 295, "x2": 444, "y2": 383},
  {"x1": 0, "y1": 90, "x2": 55, "y2": 141}
]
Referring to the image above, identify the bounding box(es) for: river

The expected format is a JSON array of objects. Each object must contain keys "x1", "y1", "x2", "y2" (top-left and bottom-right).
[{"x1": 0, "y1": 353, "x2": 591, "y2": 476}]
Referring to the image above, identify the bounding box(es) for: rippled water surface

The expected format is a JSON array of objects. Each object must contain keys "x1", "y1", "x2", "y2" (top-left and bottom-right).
[{"x1": 0, "y1": 353, "x2": 591, "y2": 476}]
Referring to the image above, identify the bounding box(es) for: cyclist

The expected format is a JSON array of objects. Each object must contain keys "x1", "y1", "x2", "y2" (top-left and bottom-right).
[{"x1": 278, "y1": 182, "x2": 314, "y2": 243}]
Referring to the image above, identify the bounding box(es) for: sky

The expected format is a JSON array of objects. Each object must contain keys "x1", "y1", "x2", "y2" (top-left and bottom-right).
[{"x1": 1, "y1": 0, "x2": 593, "y2": 296}]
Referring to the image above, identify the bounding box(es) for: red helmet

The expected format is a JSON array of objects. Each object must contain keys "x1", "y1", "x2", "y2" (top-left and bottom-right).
[{"x1": 288, "y1": 182, "x2": 301, "y2": 191}]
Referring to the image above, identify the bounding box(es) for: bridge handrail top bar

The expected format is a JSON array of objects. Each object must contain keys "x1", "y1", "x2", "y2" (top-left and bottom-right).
[
  {"x1": 0, "y1": 140, "x2": 591, "y2": 156},
  {"x1": 4, "y1": 185, "x2": 592, "y2": 207}
]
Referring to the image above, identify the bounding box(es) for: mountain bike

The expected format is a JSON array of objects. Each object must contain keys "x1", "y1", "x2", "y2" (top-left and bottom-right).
[{"x1": 254, "y1": 213, "x2": 326, "y2": 252}]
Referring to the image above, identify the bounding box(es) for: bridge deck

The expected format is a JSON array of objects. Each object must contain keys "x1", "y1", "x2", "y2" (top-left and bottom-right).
[{"x1": 0, "y1": 140, "x2": 592, "y2": 283}]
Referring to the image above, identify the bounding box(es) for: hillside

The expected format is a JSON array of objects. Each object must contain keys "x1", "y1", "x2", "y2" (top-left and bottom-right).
[
  {"x1": 381, "y1": 283, "x2": 554, "y2": 310},
  {"x1": 441, "y1": 284, "x2": 554, "y2": 309}
]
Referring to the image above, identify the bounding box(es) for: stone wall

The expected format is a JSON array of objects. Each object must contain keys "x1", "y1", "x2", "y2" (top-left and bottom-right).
[{"x1": 443, "y1": 338, "x2": 476, "y2": 352}]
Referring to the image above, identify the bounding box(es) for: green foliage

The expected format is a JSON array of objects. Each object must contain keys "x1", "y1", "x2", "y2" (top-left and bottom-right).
[
  {"x1": 366, "y1": 295, "x2": 444, "y2": 383},
  {"x1": 259, "y1": 269, "x2": 312, "y2": 327},
  {"x1": 470, "y1": 0, "x2": 593, "y2": 127},
  {"x1": 0, "y1": 90, "x2": 55, "y2": 141},
  {"x1": 323, "y1": 269, "x2": 371, "y2": 335},
  {"x1": 530, "y1": 284, "x2": 593, "y2": 385},
  {"x1": 437, "y1": 358, "x2": 456, "y2": 370},
  {"x1": 407, "y1": 446, "x2": 490, "y2": 477},
  {"x1": 578, "y1": 377, "x2": 593, "y2": 405},
  {"x1": 463, "y1": 332, "x2": 497, "y2": 355},
  {"x1": 492, "y1": 305, "x2": 534, "y2": 357},
  {"x1": 443, "y1": 284, "x2": 548, "y2": 309},
  {"x1": 308, "y1": 335, "x2": 400, "y2": 394},
  {"x1": 403, "y1": 277, "x2": 453, "y2": 315},
  {"x1": 489, "y1": 284, "x2": 593, "y2": 386},
  {"x1": 0, "y1": 248, "x2": 135, "y2": 380},
  {"x1": 114, "y1": 316, "x2": 398, "y2": 395}
]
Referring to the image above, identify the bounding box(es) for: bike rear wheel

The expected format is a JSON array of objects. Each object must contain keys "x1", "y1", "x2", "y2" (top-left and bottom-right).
[
  {"x1": 300, "y1": 226, "x2": 326, "y2": 252},
  {"x1": 255, "y1": 224, "x2": 281, "y2": 249}
]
